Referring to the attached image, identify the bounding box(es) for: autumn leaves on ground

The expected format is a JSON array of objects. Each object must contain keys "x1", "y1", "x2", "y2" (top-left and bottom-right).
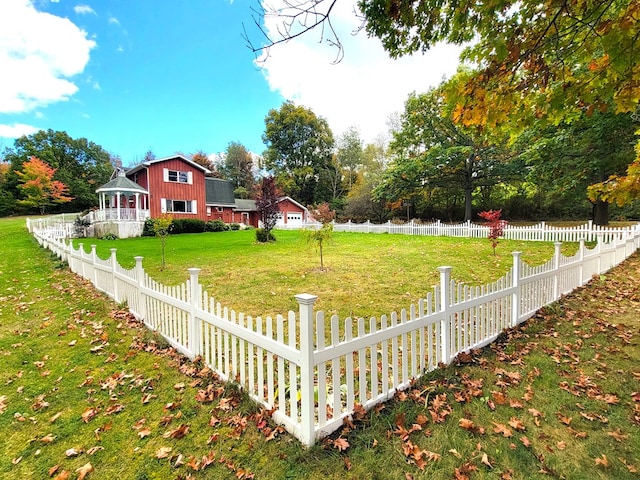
[{"x1": 0, "y1": 218, "x2": 638, "y2": 479}]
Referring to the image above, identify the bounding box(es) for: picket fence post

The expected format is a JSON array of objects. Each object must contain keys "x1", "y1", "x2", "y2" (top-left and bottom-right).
[
  {"x1": 578, "y1": 239, "x2": 585, "y2": 285},
  {"x1": 553, "y1": 242, "x2": 562, "y2": 300},
  {"x1": 134, "y1": 257, "x2": 146, "y2": 320},
  {"x1": 188, "y1": 268, "x2": 202, "y2": 359},
  {"x1": 437, "y1": 267, "x2": 452, "y2": 363},
  {"x1": 511, "y1": 252, "x2": 521, "y2": 327},
  {"x1": 295, "y1": 293, "x2": 318, "y2": 447},
  {"x1": 596, "y1": 233, "x2": 603, "y2": 273},
  {"x1": 110, "y1": 248, "x2": 119, "y2": 303}
]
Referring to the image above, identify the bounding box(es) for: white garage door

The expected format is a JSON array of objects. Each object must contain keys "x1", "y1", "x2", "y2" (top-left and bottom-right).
[{"x1": 287, "y1": 213, "x2": 303, "y2": 224}]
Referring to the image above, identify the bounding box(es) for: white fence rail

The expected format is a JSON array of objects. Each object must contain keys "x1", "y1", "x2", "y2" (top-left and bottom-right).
[
  {"x1": 281, "y1": 219, "x2": 636, "y2": 243},
  {"x1": 30, "y1": 222, "x2": 640, "y2": 446}
]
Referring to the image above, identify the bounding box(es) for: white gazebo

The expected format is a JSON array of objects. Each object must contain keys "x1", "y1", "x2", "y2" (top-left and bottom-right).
[{"x1": 92, "y1": 171, "x2": 150, "y2": 238}]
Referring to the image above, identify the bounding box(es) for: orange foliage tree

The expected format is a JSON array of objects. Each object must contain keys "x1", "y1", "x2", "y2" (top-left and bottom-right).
[{"x1": 16, "y1": 156, "x2": 73, "y2": 214}]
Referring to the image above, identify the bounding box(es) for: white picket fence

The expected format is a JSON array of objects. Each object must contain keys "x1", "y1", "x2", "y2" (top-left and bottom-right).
[
  {"x1": 30, "y1": 222, "x2": 640, "y2": 446},
  {"x1": 281, "y1": 219, "x2": 635, "y2": 243}
]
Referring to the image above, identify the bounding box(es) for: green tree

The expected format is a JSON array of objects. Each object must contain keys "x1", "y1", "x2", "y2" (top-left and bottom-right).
[
  {"x1": 360, "y1": 0, "x2": 639, "y2": 126},
  {"x1": 219, "y1": 142, "x2": 256, "y2": 192},
  {"x1": 519, "y1": 110, "x2": 637, "y2": 224},
  {"x1": 336, "y1": 126, "x2": 364, "y2": 191},
  {"x1": 3, "y1": 129, "x2": 113, "y2": 213},
  {"x1": 16, "y1": 156, "x2": 73, "y2": 214},
  {"x1": 344, "y1": 141, "x2": 392, "y2": 222},
  {"x1": 262, "y1": 101, "x2": 336, "y2": 206},
  {"x1": 377, "y1": 89, "x2": 514, "y2": 221}
]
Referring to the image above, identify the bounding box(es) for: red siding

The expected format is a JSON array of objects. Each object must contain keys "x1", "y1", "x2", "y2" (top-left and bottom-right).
[
  {"x1": 143, "y1": 158, "x2": 207, "y2": 220},
  {"x1": 278, "y1": 198, "x2": 306, "y2": 223}
]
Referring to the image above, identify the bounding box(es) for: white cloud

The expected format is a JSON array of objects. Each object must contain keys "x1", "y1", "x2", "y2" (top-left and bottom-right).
[
  {"x1": 74, "y1": 4, "x2": 96, "y2": 15},
  {"x1": 0, "y1": 122, "x2": 40, "y2": 138},
  {"x1": 257, "y1": 0, "x2": 462, "y2": 144},
  {"x1": 108, "y1": 16, "x2": 120, "y2": 25},
  {"x1": 0, "y1": 0, "x2": 95, "y2": 114}
]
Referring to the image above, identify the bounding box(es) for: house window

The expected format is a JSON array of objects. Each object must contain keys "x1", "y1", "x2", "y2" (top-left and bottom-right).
[
  {"x1": 163, "y1": 168, "x2": 192, "y2": 184},
  {"x1": 162, "y1": 199, "x2": 197, "y2": 214}
]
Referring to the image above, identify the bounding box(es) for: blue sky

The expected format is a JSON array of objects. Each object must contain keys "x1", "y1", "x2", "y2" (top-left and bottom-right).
[{"x1": 0, "y1": 0, "x2": 462, "y2": 165}]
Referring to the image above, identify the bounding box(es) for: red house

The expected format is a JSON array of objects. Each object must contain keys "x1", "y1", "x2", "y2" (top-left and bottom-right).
[
  {"x1": 127, "y1": 155, "x2": 209, "y2": 220},
  {"x1": 92, "y1": 155, "x2": 309, "y2": 237}
]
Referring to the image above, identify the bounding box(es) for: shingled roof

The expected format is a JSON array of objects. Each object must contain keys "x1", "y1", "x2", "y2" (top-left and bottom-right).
[{"x1": 205, "y1": 177, "x2": 236, "y2": 207}]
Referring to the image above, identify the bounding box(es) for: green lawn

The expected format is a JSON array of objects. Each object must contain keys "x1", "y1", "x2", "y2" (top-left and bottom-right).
[
  {"x1": 1, "y1": 217, "x2": 638, "y2": 479},
  {"x1": 78, "y1": 228, "x2": 572, "y2": 320}
]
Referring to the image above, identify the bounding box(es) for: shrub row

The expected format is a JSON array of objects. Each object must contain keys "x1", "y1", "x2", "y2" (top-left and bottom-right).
[{"x1": 143, "y1": 218, "x2": 243, "y2": 236}]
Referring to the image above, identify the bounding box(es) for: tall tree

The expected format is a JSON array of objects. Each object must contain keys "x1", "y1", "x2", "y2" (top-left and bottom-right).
[
  {"x1": 219, "y1": 142, "x2": 256, "y2": 193},
  {"x1": 336, "y1": 126, "x2": 364, "y2": 190},
  {"x1": 16, "y1": 156, "x2": 73, "y2": 214},
  {"x1": 251, "y1": 0, "x2": 640, "y2": 203},
  {"x1": 3, "y1": 129, "x2": 113, "y2": 213},
  {"x1": 360, "y1": 0, "x2": 639, "y2": 126},
  {"x1": 262, "y1": 101, "x2": 336, "y2": 206},
  {"x1": 377, "y1": 89, "x2": 514, "y2": 221},
  {"x1": 520, "y1": 109, "x2": 637, "y2": 224},
  {"x1": 344, "y1": 141, "x2": 392, "y2": 222}
]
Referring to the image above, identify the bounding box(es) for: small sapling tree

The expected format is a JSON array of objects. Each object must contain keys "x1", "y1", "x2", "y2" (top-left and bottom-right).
[
  {"x1": 478, "y1": 209, "x2": 507, "y2": 255},
  {"x1": 150, "y1": 214, "x2": 173, "y2": 270},
  {"x1": 255, "y1": 175, "x2": 281, "y2": 242},
  {"x1": 304, "y1": 202, "x2": 335, "y2": 270}
]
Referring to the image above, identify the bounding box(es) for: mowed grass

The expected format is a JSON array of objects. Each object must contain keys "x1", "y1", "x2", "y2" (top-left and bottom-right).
[
  {"x1": 1, "y1": 216, "x2": 638, "y2": 480},
  {"x1": 80, "y1": 228, "x2": 574, "y2": 319}
]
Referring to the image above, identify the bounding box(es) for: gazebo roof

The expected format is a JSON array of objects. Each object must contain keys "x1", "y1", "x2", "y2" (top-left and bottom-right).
[{"x1": 97, "y1": 171, "x2": 148, "y2": 194}]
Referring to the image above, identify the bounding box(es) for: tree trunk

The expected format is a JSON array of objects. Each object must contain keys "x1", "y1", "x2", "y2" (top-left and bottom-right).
[
  {"x1": 592, "y1": 200, "x2": 609, "y2": 226},
  {"x1": 464, "y1": 187, "x2": 473, "y2": 222}
]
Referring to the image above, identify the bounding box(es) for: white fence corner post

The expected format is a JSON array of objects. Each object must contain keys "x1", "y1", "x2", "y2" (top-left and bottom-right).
[
  {"x1": 511, "y1": 252, "x2": 521, "y2": 327},
  {"x1": 437, "y1": 267, "x2": 452, "y2": 364},
  {"x1": 295, "y1": 293, "x2": 318, "y2": 447},
  {"x1": 188, "y1": 268, "x2": 202, "y2": 359},
  {"x1": 110, "y1": 248, "x2": 119, "y2": 303},
  {"x1": 134, "y1": 256, "x2": 146, "y2": 320}
]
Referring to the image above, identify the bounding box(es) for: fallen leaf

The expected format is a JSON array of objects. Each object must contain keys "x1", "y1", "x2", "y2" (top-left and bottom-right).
[
  {"x1": 65, "y1": 448, "x2": 81, "y2": 457},
  {"x1": 595, "y1": 454, "x2": 610, "y2": 468},
  {"x1": 481, "y1": 453, "x2": 492, "y2": 468},
  {"x1": 155, "y1": 446, "x2": 172, "y2": 459},
  {"x1": 449, "y1": 449, "x2": 462, "y2": 459},
  {"x1": 508, "y1": 417, "x2": 526, "y2": 431},
  {"x1": 81, "y1": 407, "x2": 99, "y2": 423},
  {"x1": 492, "y1": 422, "x2": 513, "y2": 437},
  {"x1": 53, "y1": 470, "x2": 70, "y2": 480},
  {"x1": 86, "y1": 446, "x2": 104, "y2": 455},
  {"x1": 333, "y1": 437, "x2": 349, "y2": 451},
  {"x1": 75, "y1": 462, "x2": 93, "y2": 480}
]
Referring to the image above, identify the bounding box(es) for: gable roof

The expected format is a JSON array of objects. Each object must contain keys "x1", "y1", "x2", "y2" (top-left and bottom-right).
[
  {"x1": 233, "y1": 199, "x2": 257, "y2": 212},
  {"x1": 97, "y1": 171, "x2": 148, "y2": 194},
  {"x1": 276, "y1": 196, "x2": 309, "y2": 212},
  {"x1": 205, "y1": 177, "x2": 236, "y2": 207},
  {"x1": 126, "y1": 154, "x2": 211, "y2": 175}
]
